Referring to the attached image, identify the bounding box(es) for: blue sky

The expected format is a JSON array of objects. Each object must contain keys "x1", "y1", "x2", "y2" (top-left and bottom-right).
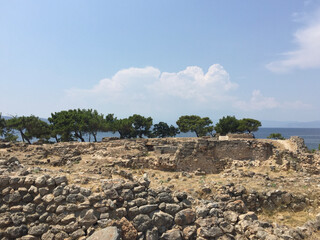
[{"x1": 1, "y1": 0, "x2": 320, "y2": 123}]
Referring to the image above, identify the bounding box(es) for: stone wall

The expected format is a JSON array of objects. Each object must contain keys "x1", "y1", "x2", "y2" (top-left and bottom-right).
[
  {"x1": 115, "y1": 138, "x2": 274, "y2": 174},
  {"x1": 0, "y1": 138, "x2": 275, "y2": 174},
  {"x1": 0, "y1": 172, "x2": 319, "y2": 240}
]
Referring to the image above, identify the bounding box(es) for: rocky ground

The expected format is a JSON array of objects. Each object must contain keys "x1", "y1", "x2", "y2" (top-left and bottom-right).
[{"x1": 1, "y1": 136, "x2": 320, "y2": 239}]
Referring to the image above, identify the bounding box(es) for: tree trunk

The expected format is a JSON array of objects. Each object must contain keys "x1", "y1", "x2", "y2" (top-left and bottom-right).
[
  {"x1": 118, "y1": 131, "x2": 124, "y2": 139},
  {"x1": 75, "y1": 131, "x2": 85, "y2": 142},
  {"x1": 93, "y1": 133, "x2": 97, "y2": 142},
  {"x1": 21, "y1": 131, "x2": 31, "y2": 144},
  {"x1": 19, "y1": 130, "x2": 25, "y2": 142}
]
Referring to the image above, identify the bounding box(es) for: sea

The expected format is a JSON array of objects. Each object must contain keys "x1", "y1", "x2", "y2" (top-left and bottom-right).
[
  {"x1": 91, "y1": 128, "x2": 320, "y2": 150},
  {"x1": 254, "y1": 128, "x2": 320, "y2": 150},
  {"x1": 11, "y1": 128, "x2": 320, "y2": 150}
]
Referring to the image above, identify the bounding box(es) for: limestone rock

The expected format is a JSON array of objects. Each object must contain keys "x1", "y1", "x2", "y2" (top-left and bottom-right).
[
  {"x1": 182, "y1": 225, "x2": 197, "y2": 240},
  {"x1": 70, "y1": 228, "x2": 85, "y2": 239},
  {"x1": 20, "y1": 235, "x2": 39, "y2": 240},
  {"x1": 146, "y1": 227, "x2": 159, "y2": 240},
  {"x1": 197, "y1": 226, "x2": 223, "y2": 239},
  {"x1": 54, "y1": 176, "x2": 68, "y2": 185},
  {"x1": 28, "y1": 223, "x2": 49, "y2": 236},
  {"x1": 175, "y1": 209, "x2": 196, "y2": 226},
  {"x1": 78, "y1": 209, "x2": 98, "y2": 228},
  {"x1": 139, "y1": 204, "x2": 158, "y2": 214},
  {"x1": 87, "y1": 227, "x2": 120, "y2": 240},
  {"x1": 0, "y1": 213, "x2": 12, "y2": 227},
  {"x1": 160, "y1": 229, "x2": 183, "y2": 240},
  {"x1": 133, "y1": 214, "x2": 152, "y2": 232},
  {"x1": 6, "y1": 225, "x2": 28, "y2": 238},
  {"x1": 152, "y1": 211, "x2": 174, "y2": 233},
  {"x1": 223, "y1": 211, "x2": 239, "y2": 223},
  {"x1": 118, "y1": 217, "x2": 138, "y2": 240}
]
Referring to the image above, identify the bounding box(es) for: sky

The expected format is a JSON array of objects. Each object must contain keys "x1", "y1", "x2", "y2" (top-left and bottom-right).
[{"x1": 1, "y1": 0, "x2": 320, "y2": 124}]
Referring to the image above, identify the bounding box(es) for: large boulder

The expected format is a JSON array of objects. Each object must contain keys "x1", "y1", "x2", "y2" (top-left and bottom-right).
[
  {"x1": 133, "y1": 214, "x2": 152, "y2": 232},
  {"x1": 152, "y1": 211, "x2": 174, "y2": 233},
  {"x1": 175, "y1": 209, "x2": 196, "y2": 226}
]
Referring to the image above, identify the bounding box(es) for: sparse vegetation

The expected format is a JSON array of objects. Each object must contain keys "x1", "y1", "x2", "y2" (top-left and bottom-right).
[{"x1": 267, "y1": 133, "x2": 285, "y2": 140}]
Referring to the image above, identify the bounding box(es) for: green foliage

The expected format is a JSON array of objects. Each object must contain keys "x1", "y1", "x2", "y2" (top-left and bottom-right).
[
  {"x1": 105, "y1": 113, "x2": 116, "y2": 125},
  {"x1": 49, "y1": 110, "x2": 76, "y2": 142},
  {"x1": 152, "y1": 122, "x2": 179, "y2": 138},
  {"x1": 82, "y1": 109, "x2": 105, "y2": 142},
  {"x1": 238, "y1": 118, "x2": 261, "y2": 133},
  {"x1": 318, "y1": 144, "x2": 320, "y2": 151},
  {"x1": 49, "y1": 109, "x2": 107, "y2": 142},
  {"x1": 0, "y1": 113, "x2": 5, "y2": 137},
  {"x1": 267, "y1": 133, "x2": 285, "y2": 140},
  {"x1": 0, "y1": 113, "x2": 18, "y2": 142},
  {"x1": 112, "y1": 114, "x2": 153, "y2": 139},
  {"x1": 112, "y1": 118, "x2": 135, "y2": 139},
  {"x1": 6, "y1": 115, "x2": 50, "y2": 144},
  {"x1": 214, "y1": 116, "x2": 240, "y2": 136},
  {"x1": 176, "y1": 115, "x2": 213, "y2": 137},
  {"x1": 129, "y1": 114, "x2": 153, "y2": 138}
]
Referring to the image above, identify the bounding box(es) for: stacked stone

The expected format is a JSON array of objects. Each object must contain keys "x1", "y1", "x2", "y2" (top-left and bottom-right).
[
  {"x1": 1, "y1": 172, "x2": 320, "y2": 240},
  {"x1": 214, "y1": 183, "x2": 309, "y2": 213},
  {"x1": 0, "y1": 174, "x2": 70, "y2": 239},
  {"x1": 0, "y1": 157, "x2": 25, "y2": 174}
]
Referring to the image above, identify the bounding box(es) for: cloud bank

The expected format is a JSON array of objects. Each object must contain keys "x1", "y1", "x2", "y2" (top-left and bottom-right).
[
  {"x1": 65, "y1": 64, "x2": 239, "y2": 116},
  {"x1": 64, "y1": 64, "x2": 310, "y2": 120},
  {"x1": 267, "y1": 9, "x2": 320, "y2": 73}
]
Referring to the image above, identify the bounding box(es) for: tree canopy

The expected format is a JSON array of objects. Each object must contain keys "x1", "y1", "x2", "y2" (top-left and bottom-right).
[
  {"x1": 112, "y1": 114, "x2": 153, "y2": 139},
  {"x1": 214, "y1": 116, "x2": 240, "y2": 136},
  {"x1": 112, "y1": 118, "x2": 135, "y2": 139},
  {"x1": 0, "y1": 113, "x2": 5, "y2": 138},
  {"x1": 176, "y1": 115, "x2": 213, "y2": 137},
  {"x1": 152, "y1": 122, "x2": 179, "y2": 138},
  {"x1": 129, "y1": 114, "x2": 153, "y2": 138},
  {"x1": 1, "y1": 110, "x2": 264, "y2": 143},
  {"x1": 82, "y1": 109, "x2": 105, "y2": 142},
  {"x1": 6, "y1": 115, "x2": 50, "y2": 144},
  {"x1": 49, "y1": 109, "x2": 108, "y2": 142},
  {"x1": 238, "y1": 118, "x2": 262, "y2": 133}
]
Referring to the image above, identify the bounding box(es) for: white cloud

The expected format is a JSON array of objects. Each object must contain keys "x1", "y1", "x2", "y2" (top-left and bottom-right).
[
  {"x1": 267, "y1": 9, "x2": 320, "y2": 73},
  {"x1": 65, "y1": 64, "x2": 238, "y2": 116},
  {"x1": 234, "y1": 90, "x2": 279, "y2": 111},
  {"x1": 151, "y1": 64, "x2": 238, "y2": 101},
  {"x1": 64, "y1": 65, "x2": 311, "y2": 120},
  {"x1": 235, "y1": 90, "x2": 312, "y2": 111},
  {"x1": 66, "y1": 66, "x2": 161, "y2": 102}
]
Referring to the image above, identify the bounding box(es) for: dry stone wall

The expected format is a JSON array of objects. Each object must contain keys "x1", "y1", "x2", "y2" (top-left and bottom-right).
[
  {"x1": 0, "y1": 138, "x2": 275, "y2": 174},
  {"x1": 1, "y1": 172, "x2": 319, "y2": 240},
  {"x1": 101, "y1": 138, "x2": 274, "y2": 174}
]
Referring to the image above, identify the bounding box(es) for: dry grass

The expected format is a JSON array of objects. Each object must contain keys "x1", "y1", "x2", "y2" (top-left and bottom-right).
[{"x1": 258, "y1": 207, "x2": 320, "y2": 227}]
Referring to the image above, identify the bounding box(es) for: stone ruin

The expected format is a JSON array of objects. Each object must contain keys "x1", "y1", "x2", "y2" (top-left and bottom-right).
[
  {"x1": 1, "y1": 169, "x2": 320, "y2": 240},
  {"x1": 0, "y1": 136, "x2": 320, "y2": 239}
]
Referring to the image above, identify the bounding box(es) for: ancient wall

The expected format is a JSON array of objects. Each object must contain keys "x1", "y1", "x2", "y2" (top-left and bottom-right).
[
  {"x1": 0, "y1": 138, "x2": 275, "y2": 174},
  {"x1": 0, "y1": 137, "x2": 319, "y2": 240},
  {"x1": 0, "y1": 172, "x2": 316, "y2": 240},
  {"x1": 142, "y1": 138, "x2": 274, "y2": 173}
]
